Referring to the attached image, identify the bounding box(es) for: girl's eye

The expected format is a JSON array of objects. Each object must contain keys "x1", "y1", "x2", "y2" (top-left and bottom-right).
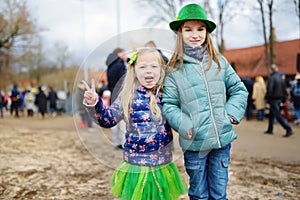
[{"x1": 152, "y1": 65, "x2": 159, "y2": 68}]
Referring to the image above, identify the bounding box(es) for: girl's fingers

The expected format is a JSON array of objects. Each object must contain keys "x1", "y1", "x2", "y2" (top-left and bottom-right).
[
  {"x1": 188, "y1": 129, "x2": 193, "y2": 139},
  {"x1": 81, "y1": 80, "x2": 90, "y2": 91},
  {"x1": 91, "y1": 79, "x2": 95, "y2": 91}
]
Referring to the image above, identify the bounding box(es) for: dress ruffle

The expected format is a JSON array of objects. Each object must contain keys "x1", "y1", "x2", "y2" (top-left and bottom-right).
[{"x1": 111, "y1": 161, "x2": 187, "y2": 200}]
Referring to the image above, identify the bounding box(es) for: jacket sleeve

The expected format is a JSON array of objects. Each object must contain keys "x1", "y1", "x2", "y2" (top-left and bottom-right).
[
  {"x1": 85, "y1": 95, "x2": 123, "y2": 128},
  {"x1": 162, "y1": 73, "x2": 193, "y2": 139},
  {"x1": 223, "y1": 57, "x2": 248, "y2": 123}
]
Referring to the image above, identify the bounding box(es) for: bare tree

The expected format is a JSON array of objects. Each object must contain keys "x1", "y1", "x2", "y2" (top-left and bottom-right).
[
  {"x1": 201, "y1": 0, "x2": 248, "y2": 52},
  {"x1": 292, "y1": 0, "x2": 300, "y2": 18},
  {"x1": 256, "y1": 0, "x2": 276, "y2": 71},
  {"x1": 135, "y1": 0, "x2": 188, "y2": 27},
  {"x1": 0, "y1": 0, "x2": 38, "y2": 86},
  {"x1": 257, "y1": 0, "x2": 270, "y2": 69},
  {"x1": 267, "y1": 0, "x2": 275, "y2": 65}
]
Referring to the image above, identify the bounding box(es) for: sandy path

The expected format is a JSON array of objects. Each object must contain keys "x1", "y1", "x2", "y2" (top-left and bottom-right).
[{"x1": 0, "y1": 114, "x2": 299, "y2": 199}]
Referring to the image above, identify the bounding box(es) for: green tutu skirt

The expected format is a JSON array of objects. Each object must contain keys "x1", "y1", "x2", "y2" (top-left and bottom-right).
[{"x1": 111, "y1": 161, "x2": 187, "y2": 200}]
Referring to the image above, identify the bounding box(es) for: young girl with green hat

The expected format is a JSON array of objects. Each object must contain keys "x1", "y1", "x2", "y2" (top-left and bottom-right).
[{"x1": 162, "y1": 3, "x2": 248, "y2": 199}]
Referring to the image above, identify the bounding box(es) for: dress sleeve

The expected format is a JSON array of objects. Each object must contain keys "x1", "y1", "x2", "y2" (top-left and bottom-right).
[{"x1": 85, "y1": 95, "x2": 123, "y2": 128}]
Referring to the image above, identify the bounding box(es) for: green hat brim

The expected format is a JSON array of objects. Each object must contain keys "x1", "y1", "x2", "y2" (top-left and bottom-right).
[{"x1": 169, "y1": 19, "x2": 216, "y2": 33}]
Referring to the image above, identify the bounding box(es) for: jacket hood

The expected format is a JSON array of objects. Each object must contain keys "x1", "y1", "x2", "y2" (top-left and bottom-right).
[{"x1": 106, "y1": 53, "x2": 120, "y2": 67}]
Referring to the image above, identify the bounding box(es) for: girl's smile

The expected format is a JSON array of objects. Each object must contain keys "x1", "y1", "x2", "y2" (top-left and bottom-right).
[{"x1": 181, "y1": 20, "x2": 207, "y2": 47}]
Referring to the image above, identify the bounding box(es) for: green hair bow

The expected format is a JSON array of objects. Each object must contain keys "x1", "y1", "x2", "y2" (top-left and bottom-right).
[{"x1": 128, "y1": 51, "x2": 138, "y2": 65}]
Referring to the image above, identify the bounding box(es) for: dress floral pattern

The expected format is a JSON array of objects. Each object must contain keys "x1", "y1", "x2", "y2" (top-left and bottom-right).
[{"x1": 86, "y1": 85, "x2": 173, "y2": 166}]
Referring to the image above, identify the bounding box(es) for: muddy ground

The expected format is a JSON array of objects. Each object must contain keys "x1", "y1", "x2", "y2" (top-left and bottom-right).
[{"x1": 0, "y1": 113, "x2": 299, "y2": 200}]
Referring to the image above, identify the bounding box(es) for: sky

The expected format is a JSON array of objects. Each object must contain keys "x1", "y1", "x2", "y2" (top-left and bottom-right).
[{"x1": 26, "y1": 0, "x2": 299, "y2": 68}]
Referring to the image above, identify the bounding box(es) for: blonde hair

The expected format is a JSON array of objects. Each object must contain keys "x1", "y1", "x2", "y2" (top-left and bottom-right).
[
  {"x1": 121, "y1": 48, "x2": 165, "y2": 122},
  {"x1": 168, "y1": 26, "x2": 221, "y2": 72},
  {"x1": 255, "y1": 76, "x2": 265, "y2": 84}
]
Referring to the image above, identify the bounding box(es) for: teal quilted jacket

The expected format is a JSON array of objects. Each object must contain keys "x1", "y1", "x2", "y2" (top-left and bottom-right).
[{"x1": 162, "y1": 54, "x2": 248, "y2": 151}]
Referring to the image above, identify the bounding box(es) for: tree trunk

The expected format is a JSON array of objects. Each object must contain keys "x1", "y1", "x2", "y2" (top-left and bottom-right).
[
  {"x1": 258, "y1": 0, "x2": 270, "y2": 72},
  {"x1": 268, "y1": 0, "x2": 275, "y2": 65}
]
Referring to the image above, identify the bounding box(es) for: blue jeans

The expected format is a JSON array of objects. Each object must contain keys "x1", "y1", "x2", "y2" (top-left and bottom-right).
[
  {"x1": 267, "y1": 99, "x2": 292, "y2": 133},
  {"x1": 257, "y1": 109, "x2": 265, "y2": 120},
  {"x1": 0, "y1": 104, "x2": 3, "y2": 117},
  {"x1": 184, "y1": 144, "x2": 231, "y2": 200},
  {"x1": 294, "y1": 105, "x2": 300, "y2": 121}
]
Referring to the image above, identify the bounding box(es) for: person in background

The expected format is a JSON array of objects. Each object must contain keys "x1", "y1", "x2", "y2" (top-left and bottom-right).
[
  {"x1": 100, "y1": 89, "x2": 123, "y2": 149},
  {"x1": 0, "y1": 90, "x2": 3, "y2": 118},
  {"x1": 106, "y1": 47, "x2": 127, "y2": 102},
  {"x1": 290, "y1": 74, "x2": 300, "y2": 125},
  {"x1": 48, "y1": 86, "x2": 58, "y2": 117},
  {"x1": 77, "y1": 82, "x2": 95, "y2": 132},
  {"x1": 242, "y1": 76, "x2": 254, "y2": 120},
  {"x1": 82, "y1": 48, "x2": 187, "y2": 199},
  {"x1": 101, "y1": 90, "x2": 111, "y2": 108},
  {"x1": 35, "y1": 86, "x2": 47, "y2": 119},
  {"x1": 162, "y1": 3, "x2": 248, "y2": 199},
  {"x1": 105, "y1": 47, "x2": 128, "y2": 149},
  {"x1": 24, "y1": 88, "x2": 36, "y2": 117},
  {"x1": 144, "y1": 40, "x2": 169, "y2": 64},
  {"x1": 279, "y1": 73, "x2": 292, "y2": 121},
  {"x1": 265, "y1": 64, "x2": 293, "y2": 137},
  {"x1": 10, "y1": 85, "x2": 20, "y2": 118},
  {"x1": 97, "y1": 80, "x2": 108, "y2": 98},
  {"x1": 252, "y1": 76, "x2": 267, "y2": 120}
]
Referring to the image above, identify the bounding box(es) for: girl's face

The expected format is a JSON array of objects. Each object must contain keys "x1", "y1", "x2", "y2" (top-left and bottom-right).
[
  {"x1": 134, "y1": 52, "x2": 162, "y2": 89},
  {"x1": 181, "y1": 20, "x2": 207, "y2": 47}
]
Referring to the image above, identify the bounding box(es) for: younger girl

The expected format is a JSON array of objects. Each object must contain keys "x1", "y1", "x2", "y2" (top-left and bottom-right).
[
  {"x1": 162, "y1": 3, "x2": 248, "y2": 199},
  {"x1": 82, "y1": 48, "x2": 187, "y2": 200}
]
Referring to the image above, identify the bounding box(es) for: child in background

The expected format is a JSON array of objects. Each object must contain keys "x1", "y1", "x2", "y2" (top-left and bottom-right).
[
  {"x1": 101, "y1": 90, "x2": 111, "y2": 108},
  {"x1": 82, "y1": 48, "x2": 187, "y2": 200},
  {"x1": 290, "y1": 74, "x2": 300, "y2": 125},
  {"x1": 162, "y1": 3, "x2": 248, "y2": 199},
  {"x1": 101, "y1": 89, "x2": 125, "y2": 149}
]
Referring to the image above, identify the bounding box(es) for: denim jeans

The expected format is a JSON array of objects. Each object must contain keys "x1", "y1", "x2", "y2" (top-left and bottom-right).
[
  {"x1": 257, "y1": 109, "x2": 265, "y2": 120},
  {"x1": 267, "y1": 99, "x2": 292, "y2": 133},
  {"x1": 294, "y1": 105, "x2": 300, "y2": 121},
  {"x1": 184, "y1": 144, "x2": 231, "y2": 200}
]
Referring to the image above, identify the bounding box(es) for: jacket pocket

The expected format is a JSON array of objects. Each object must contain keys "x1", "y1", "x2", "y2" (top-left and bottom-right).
[{"x1": 221, "y1": 158, "x2": 230, "y2": 168}]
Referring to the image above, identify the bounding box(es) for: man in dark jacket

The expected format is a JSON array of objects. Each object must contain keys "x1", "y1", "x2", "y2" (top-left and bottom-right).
[
  {"x1": 48, "y1": 86, "x2": 58, "y2": 116},
  {"x1": 105, "y1": 47, "x2": 128, "y2": 149},
  {"x1": 106, "y1": 47, "x2": 127, "y2": 102},
  {"x1": 265, "y1": 64, "x2": 293, "y2": 137}
]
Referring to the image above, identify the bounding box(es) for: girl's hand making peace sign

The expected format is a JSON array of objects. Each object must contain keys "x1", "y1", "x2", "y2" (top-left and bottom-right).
[{"x1": 81, "y1": 79, "x2": 98, "y2": 106}]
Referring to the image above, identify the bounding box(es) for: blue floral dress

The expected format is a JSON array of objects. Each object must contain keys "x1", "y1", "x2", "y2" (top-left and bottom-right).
[{"x1": 85, "y1": 85, "x2": 187, "y2": 200}]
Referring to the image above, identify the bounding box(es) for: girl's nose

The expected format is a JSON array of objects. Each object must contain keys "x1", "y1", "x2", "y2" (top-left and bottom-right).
[{"x1": 192, "y1": 32, "x2": 198, "y2": 38}]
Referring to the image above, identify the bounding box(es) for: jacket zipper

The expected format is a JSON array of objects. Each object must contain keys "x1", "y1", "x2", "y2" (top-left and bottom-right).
[{"x1": 198, "y1": 60, "x2": 222, "y2": 148}]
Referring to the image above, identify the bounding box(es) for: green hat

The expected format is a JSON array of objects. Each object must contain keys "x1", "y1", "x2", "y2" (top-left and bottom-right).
[{"x1": 169, "y1": 3, "x2": 216, "y2": 33}]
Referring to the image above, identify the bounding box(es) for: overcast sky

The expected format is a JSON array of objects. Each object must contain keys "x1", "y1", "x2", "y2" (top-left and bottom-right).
[{"x1": 27, "y1": 0, "x2": 299, "y2": 66}]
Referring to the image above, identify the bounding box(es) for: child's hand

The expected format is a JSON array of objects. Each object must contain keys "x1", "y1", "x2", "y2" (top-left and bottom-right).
[
  {"x1": 81, "y1": 79, "x2": 98, "y2": 105},
  {"x1": 188, "y1": 129, "x2": 193, "y2": 139}
]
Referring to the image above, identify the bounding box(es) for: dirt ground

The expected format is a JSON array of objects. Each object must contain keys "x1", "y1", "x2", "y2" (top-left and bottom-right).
[{"x1": 0, "y1": 111, "x2": 299, "y2": 200}]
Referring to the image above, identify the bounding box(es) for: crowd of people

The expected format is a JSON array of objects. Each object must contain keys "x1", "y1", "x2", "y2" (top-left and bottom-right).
[
  {"x1": 240, "y1": 64, "x2": 299, "y2": 137},
  {"x1": 0, "y1": 85, "x2": 69, "y2": 119}
]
